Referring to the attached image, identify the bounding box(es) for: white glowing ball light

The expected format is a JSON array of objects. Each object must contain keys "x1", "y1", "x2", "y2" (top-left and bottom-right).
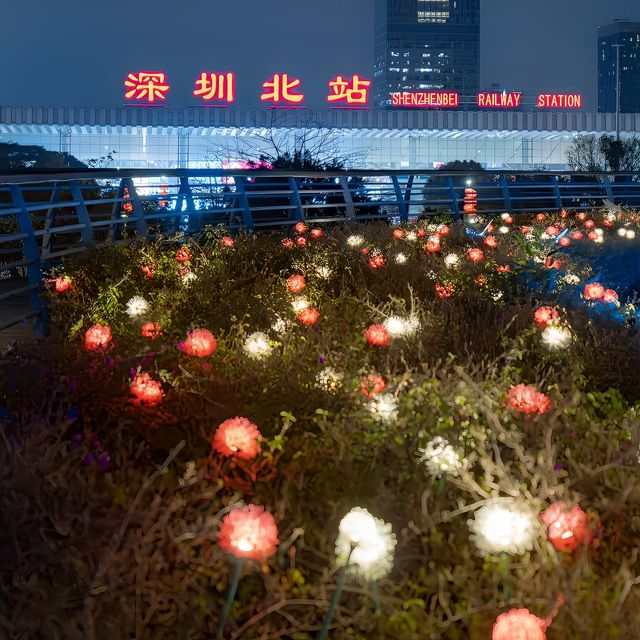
[
  {"x1": 444, "y1": 253, "x2": 460, "y2": 268},
  {"x1": 335, "y1": 507, "x2": 396, "y2": 582},
  {"x1": 383, "y1": 315, "x2": 420, "y2": 338},
  {"x1": 498, "y1": 226, "x2": 510, "y2": 234},
  {"x1": 366, "y1": 393, "x2": 398, "y2": 423},
  {"x1": 541, "y1": 324, "x2": 572, "y2": 351},
  {"x1": 405, "y1": 231, "x2": 418, "y2": 242},
  {"x1": 243, "y1": 331, "x2": 273, "y2": 359},
  {"x1": 418, "y1": 436, "x2": 465, "y2": 477},
  {"x1": 469, "y1": 498, "x2": 536, "y2": 556},
  {"x1": 347, "y1": 235, "x2": 365, "y2": 248},
  {"x1": 563, "y1": 273, "x2": 580, "y2": 285},
  {"x1": 315, "y1": 367, "x2": 343, "y2": 393},
  {"x1": 316, "y1": 265, "x2": 333, "y2": 279},
  {"x1": 125, "y1": 296, "x2": 149, "y2": 317},
  {"x1": 394, "y1": 253, "x2": 408, "y2": 264},
  {"x1": 181, "y1": 271, "x2": 198, "y2": 285},
  {"x1": 291, "y1": 297, "x2": 310, "y2": 313}
]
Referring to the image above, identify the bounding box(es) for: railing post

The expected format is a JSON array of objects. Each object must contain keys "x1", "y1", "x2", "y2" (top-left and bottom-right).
[
  {"x1": 234, "y1": 177, "x2": 255, "y2": 232},
  {"x1": 68, "y1": 180, "x2": 95, "y2": 247},
  {"x1": 391, "y1": 176, "x2": 408, "y2": 222},
  {"x1": 41, "y1": 181, "x2": 62, "y2": 263},
  {"x1": 498, "y1": 174, "x2": 512, "y2": 213},
  {"x1": 9, "y1": 184, "x2": 46, "y2": 332},
  {"x1": 551, "y1": 175, "x2": 563, "y2": 212},
  {"x1": 121, "y1": 177, "x2": 148, "y2": 239},
  {"x1": 177, "y1": 176, "x2": 198, "y2": 233},
  {"x1": 339, "y1": 176, "x2": 355, "y2": 221},
  {"x1": 602, "y1": 174, "x2": 615, "y2": 204},
  {"x1": 109, "y1": 180, "x2": 127, "y2": 242},
  {"x1": 446, "y1": 176, "x2": 461, "y2": 220},
  {"x1": 288, "y1": 177, "x2": 305, "y2": 222}
]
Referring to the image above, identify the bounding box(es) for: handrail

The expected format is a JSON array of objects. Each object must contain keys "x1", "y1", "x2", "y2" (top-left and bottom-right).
[{"x1": 1, "y1": 168, "x2": 639, "y2": 332}]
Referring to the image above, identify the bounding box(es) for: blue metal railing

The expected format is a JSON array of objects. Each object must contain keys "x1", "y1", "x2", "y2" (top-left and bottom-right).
[{"x1": 1, "y1": 168, "x2": 639, "y2": 331}]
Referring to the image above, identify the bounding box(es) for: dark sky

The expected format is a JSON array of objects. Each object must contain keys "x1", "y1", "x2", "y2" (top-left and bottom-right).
[{"x1": 0, "y1": 0, "x2": 637, "y2": 111}]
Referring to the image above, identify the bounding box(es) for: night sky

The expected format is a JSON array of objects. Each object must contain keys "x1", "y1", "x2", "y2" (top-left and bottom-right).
[{"x1": 0, "y1": 0, "x2": 637, "y2": 111}]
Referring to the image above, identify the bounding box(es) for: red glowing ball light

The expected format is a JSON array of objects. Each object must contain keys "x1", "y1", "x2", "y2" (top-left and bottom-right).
[
  {"x1": 540, "y1": 502, "x2": 595, "y2": 553},
  {"x1": 50, "y1": 277, "x2": 72, "y2": 293},
  {"x1": 474, "y1": 275, "x2": 488, "y2": 286},
  {"x1": 435, "y1": 283, "x2": 454, "y2": 299},
  {"x1": 492, "y1": 609, "x2": 546, "y2": 640},
  {"x1": 583, "y1": 282, "x2": 605, "y2": 301},
  {"x1": 587, "y1": 230, "x2": 599, "y2": 242},
  {"x1": 360, "y1": 247, "x2": 370, "y2": 255},
  {"x1": 360, "y1": 374, "x2": 387, "y2": 398},
  {"x1": 533, "y1": 306, "x2": 559, "y2": 329},
  {"x1": 182, "y1": 329, "x2": 217, "y2": 357},
  {"x1": 369, "y1": 253, "x2": 387, "y2": 269},
  {"x1": 506, "y1": 384, "x2": 553, "y2": 416},
  {"x1": 175, "y1": 246, "x2": 191, "y2": 262},
  {"x1": 521, "y1": 225, "x2": 532, "y2": 234},
  {"x1": 535, "y1": 213, "x2": 546, "y2": 222},
  {"x1": 294, "y1": 221, "x2": 308, "y2": 234},
  {"x1": 141, "y1": 322, "x2": 162, "y2": 339},
  {"x1": 601, "y1": 288, "x2": 619, "y2": 303},
  {"x1": 297, "y1": 307, "x2": 320, "y2": 325},
  {"x1": 571, "y1": 230, "x2": 584, "y2": 240},
  {"x1": 502, "y1": 215, "x2": 514, "y2": 224},
  {"x1": 416, "y1": 228, "x2": 426, "y2": 238},
  {"x1": 602, "y1": 218, "x2": 613, "y2": 228},
  {"x1": 212, "y1": 416, "x2": 262, "y2": 459},
  {"x1": 221, "y1": 236, "x2": 235, "y2": 248},
  {"x1": 496, "y1": 264, "x2": 511, "y2": 273},
  {"x1": 281, "y1": 238, "x2": 294, "y2": 248},
  {"x1": 296, "y1": 236, "x2": 308, "y2": 246},
  {"x1": 545, "y1": 226, "x2": 560, "y2": 237},
  {"x1": 392, "y1": 228, "x2": 405, "y2": 239},
  {"x1": 437, "y1": 224, "x2": 450, "y2": 236},
  {"x1": 310, "y1": 228, "x2": 324, "y2": 238},
  {"x1": 365, "y1": 324, "x2": 391, "y2": 347},
  {"x1": 425, "y1": 236, "x2": 441, "y2": 253},
  {"x1": 584, "y1": 219, "x2": 595, "y2": 229},
  {"x1": 177, "y1": 264, "x2": 192, "y2": 278},
  {"x1": 141, "y1": 265, "x2": 155, "y2": 278},
  {"x1": 483, "y1": 236, "x2": 498, "y2": 249},
  {"x1": 130, "y1": 373, "x2": 164, "y2": 406},
  {"x1": 577, "y1": 211, "x2": 587, "y2": 221},
  {"x1": 84, "y1": 325, "x2": 113, "y2": 351},
  {"x1": 466, "y1": 248, "x2": 485, "y2": 262},
  {"x1": 287, "y1": 274, "x2": 306, "y2": 294},
  {"x1": 218, "y1": 504, "x2": 279, "y2": 562},
  {"x1": 559, "y1": 237, "x2": 571, "y2": 247}
]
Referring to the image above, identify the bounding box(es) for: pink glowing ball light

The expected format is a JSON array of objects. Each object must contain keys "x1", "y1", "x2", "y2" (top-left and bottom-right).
[
  {"x1": 182, "y1": 329, "x2": 217, "y2": 357},
  {"x1": 84, "y1": 325, "x2": 113, "y2": 351},
  {"x1": 212, "y1": 417, "x2": 262, "y2": 459},
  {"x1": 492, "y1": 608, "x2": 546, "y2": 640},
  {"x1": 218, "y1": 504, "x2": 279, "y2": 562}
]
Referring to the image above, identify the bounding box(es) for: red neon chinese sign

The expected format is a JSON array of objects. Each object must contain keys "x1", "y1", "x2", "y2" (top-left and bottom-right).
[
  {"x1": 537, "y1": 94, "x2": 583, "y2": 109},
  {"x1": 124, "y1": 72, "x2": 170, "y2": 103},
  {"x1": 391, "y1": 91, "x2": 459, "y2": 108},
  {"x1": 476, "y1": 91, "x2": 522, "y2": 108},
  {"x1": 260, "y1": 73, "x2": 304, "y2": 105},
  {"x1": 194, "y1": 72, "x2": 235, "y2": 103},
  {"x1": 327, "y1": 74, "x2": 371, "y2": 106}
]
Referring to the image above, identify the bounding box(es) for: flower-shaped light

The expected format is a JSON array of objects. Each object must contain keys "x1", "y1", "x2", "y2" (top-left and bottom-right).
[
  {"x1": 392, "y1": 228, "x2": 405, "y2": 239},
  {"x1": 369, "y1": 253, "x2": 386, "y2": 269},
  {"x1": 533, "y1": 306, "x2": 559, "y2": 329},
  {"x1": 84, "y1": 325, "x2": 112, "y2": 351},
  {"x1": 418, "y1": 436, "x2": 465, "y2": 477},
  {"x1": 467, "y1": 248, "x2": 485, "y2": 262},
  {"x1": 394, "y1": 253, "x2": 408, "y2": 265},
  {"x1": 218, "y1": 504, "x2": 279, "y2": 562},
  {"x1": 221, "y1": 236, "x2": 235, "y2": 248},
  {"x1": 360, "y1": 374, "x2": 387, "y2": 398},
  {"x1": 212, "y1": 417, "x2": 262, "y2": 459},
  {"x1": 469, "y1": 498, "x2": 536, "y2": 556},
  {"x1": 287, "y1": 274, "x2": 306, "y2": 294},
  {"x1": 175, "y1": 246, "x2": 191, "y2": 262},
  {"x1": 50, "y1": 276, "x2": 72, "y2": 292},
  {"x1": 310, "y1": 228, "x2": 324, "y2": 239},
  {"x1": 484, "y1": 236, "x2": 498, "y2": 248},
  {"x1": 444, "y1": 253, "x2": 460, "y2": 268},
  {"x1": 366, "y1": 393, "x2": 398, "y2": 423},
  {"x1": 583, "y1": 282, "x2": 605, "y2": 301},
  {"x1": 335, "y1": 507, "x2": 396, "y2": 582},
  {"x1": 506, "y1": 384, "x2": 552, "y2": 416},
  {"x1": 365, "y1": 324, "x2": 390, "y2": 347},
  {"x1": 435, "y1": 283, "x2": 454, "y2": 299},
  {"x1": 130, "y1": 373, "x2": 164, "y2": 405},
  {"x1": 294, "y1": 221, "x2": 308, "y2": 234},
  {"x1": 291, "y1": 297, "x2": 310, "y2": 313},
  {"x1": 243, "y1": 332, "x2": 272, "y2": 359},
  {"x1": 492, "y1": 609, "x2": 546, "y2": 640},
  {"x1": 316, "y1": 367, "x2": 344, "y2": 393},
  {"x1": 540, "y1": 502, "x2": 596, "y2": 553},
  {"x1": 182, "y1": 329, "x2": 217, "y2": 357},
  {"x1": 126, "y1": 295, "x2": 149, "y2": 318},
  {"x1": 141, "y1": 321, "x2": 162, "y2": 339},
  {"x1": 541, "y1": 324, "x2": 572, "y2": 350},
  {"x1": 346, "y1": 235, "x2": 365, "y2": 248},
  {"x1": 383, "y1": 315, "x2": 419, "y2": 338},
  {"x1": 297, "y1": 308, "x2": 320, "y2": 325},
  {"x1": 425, "y1": 235, "x2": 441, "y2": 253}
]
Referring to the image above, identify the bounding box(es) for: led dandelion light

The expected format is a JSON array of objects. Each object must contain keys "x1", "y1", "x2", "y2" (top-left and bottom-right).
[
  {"x1": 418, "y1": 436, "x2": 465, "y2": 477},
  {"x1": 212, "y1": 417, "x2": 262, "y2": 459},
  {"x1": 346, "y1": 234, "x2": 365, "y2": 248},
  {"x1": 360, "y1": 374, "x2": 387, "y2": 398},
  {"x1": 366, "y1": 392, "x2": 398, "y2": 423},
  {"x1": 541, "y1": 324, "x2": 572, "y2": 350},
  {"x1": 291, "y1": 296, "x2": 310, "y2": 313},
  {"x1": 141, "y1": 321, "x2": 162, "y2": 339},
  {"x1": 181, "y1": 271, "x2": 198, "y2": 285},
  {"x1": 294, "y1": 221, "x2": 308, "y2": 234},
  {"x1": 84, "y1": 325, "x2": 112, "y2": 351},
  {"x1": 369, "y1": 253, "x2": 387, "y2": 269},
  {"x1": 540, "y1": 502, "x2": 595, "y2": 553},
  {"x1": 483, "y1": 236, "x2": 498, "y2": 249},
  {"x1": 130, "y1": 373, "x2": 164, "y2": 406},
  {"x1": 315, "y1": 367, "x2": 344, "y2": 393},
  {"x1": 125, "y1": 295, "x2": 149, "y2": 318},
  {"x1": 243, "y1": 332, "x2": 272, "y2": 360},
  {"x1": 50, "y1": 276, "x2": 72, "y2": 292},
  {"x1": 405, "y1": 231, "x2": 418, "y2": 242},
  {"x1": 383, "y1": 315, "x2": 419, "y2": 338},
  {"x1": 181, "y1": 329, "x2": 217, "y2": 357},
  {"x1": 533, "y1": 306, "x2": 560, "y2": 329},
  {"x1": 444, "y1": 253, "x2": 460, "y2": 268},
  {"x1": 394, "y1": 252, "x2": 408, "y2": 264},
  {"x1": 286, "y1": 274, "x2": 306, "y2": 293},
  {"x1": 175, "y1": 246, "x2": 191, "y2": 262},
  {"x1": 492, "y1": 609, "x2": 547, "y2": 640},
  {"x1": 469, "y1": 498, "x2": 536, "y2": 556},
  {"x1": 467, "y1": 247, "x2": 485, "y2": 262},
  {"x1": 221, "y1": 236, "x2": 235, "y2": 248},
  {"x1": 563, "y1": 273, "x2": 580, "y2": 285},
  {"x1": 315, "y1": 265, "x2": 332, "y2": 279},
  {"x1": 319, "y1": 508, "x2": 396, "y2": 640},
  {"x1": 365, "y1": 324, "x2": 391, "y2": 347},
  {"x1": 506, "y1": 384, "x2": 552, "y2": 416},
  {"x1": 583, "y1": 282, "x2": 605, "y2": 301},
  {"x1": 297, "y1": 307, "x2": 320, "y2": 325},
  {"x1": 498, "y1": 226, "x2": 510, "y2": 234}
]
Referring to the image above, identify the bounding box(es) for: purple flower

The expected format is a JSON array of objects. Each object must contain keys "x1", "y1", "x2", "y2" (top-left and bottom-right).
[
  {"x1": 554, "y1": 463, "x2": 565, "y2": 472},
  {"x1": 318, "y1": 356, "x2": 326, "y2": 364},
  {"x1": 70, "y1": 434, "x2": 82, "y2": 450},
  {"x1": 97, "y1": 451, "x2": 111, "y2": 472},
  {"x1": 82, "y1": 452, "x2": 95, "y2": 466}
]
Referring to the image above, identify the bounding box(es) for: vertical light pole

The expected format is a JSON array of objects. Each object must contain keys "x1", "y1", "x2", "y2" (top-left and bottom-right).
[{"x1": 612, "y1": 43, "x2": 624, "y2": 142}]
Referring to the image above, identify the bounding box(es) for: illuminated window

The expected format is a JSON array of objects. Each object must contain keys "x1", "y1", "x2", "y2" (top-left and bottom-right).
[{"x1": 417, "y1": 0, "x2": 450, "y2": 23}]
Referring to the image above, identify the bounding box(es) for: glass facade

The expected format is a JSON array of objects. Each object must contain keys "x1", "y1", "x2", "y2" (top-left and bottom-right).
[
  {"x1": 598, "y1": 21, "x2": 640, "y2": 113},
  {"x1": 374, "y1": 0, "x2": 480, "y2": 107}
]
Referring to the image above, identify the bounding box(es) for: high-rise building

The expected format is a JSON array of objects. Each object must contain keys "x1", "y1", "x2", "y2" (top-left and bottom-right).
[
  {"x1": 373, "y1": 0, "x2": 480, "y2": 107},
  {"x1": 598, "y1": 20, "x2": 640, "y2": 113}
]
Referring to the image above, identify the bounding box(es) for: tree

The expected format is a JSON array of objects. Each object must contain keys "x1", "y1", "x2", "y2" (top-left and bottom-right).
[
  {"x1": 566, "y1": 134, "x2": 640, "y2": 172},
  {"x1": 0, "y1": 142, "x2": 86, "y2": 171}
]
